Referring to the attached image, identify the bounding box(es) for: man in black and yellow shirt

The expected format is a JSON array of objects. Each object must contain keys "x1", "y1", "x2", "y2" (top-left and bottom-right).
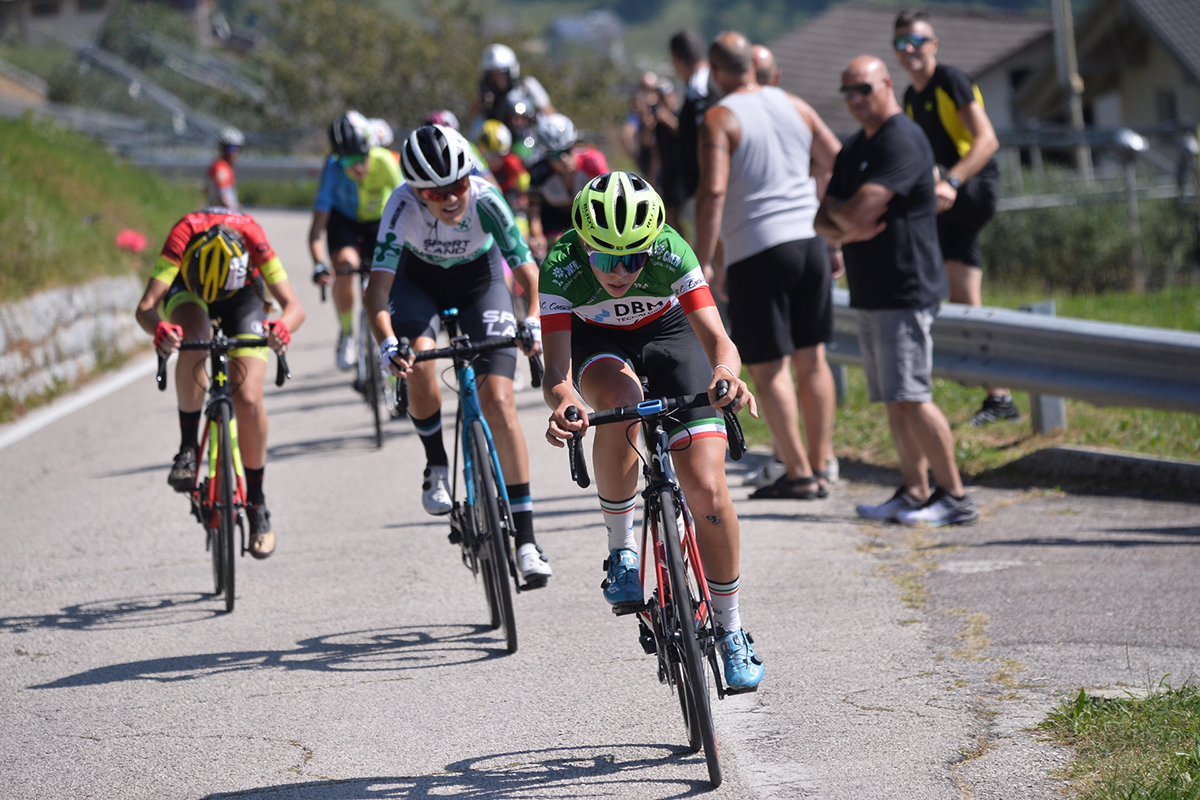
[{"x1": 894, "y1": 9, "x2": 1019, "y2": 427}]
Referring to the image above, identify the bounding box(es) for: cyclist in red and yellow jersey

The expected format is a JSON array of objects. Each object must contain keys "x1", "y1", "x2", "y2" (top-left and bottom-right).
[{"x1": 135, "y1": 209, "x2": 305, "y2": 558}]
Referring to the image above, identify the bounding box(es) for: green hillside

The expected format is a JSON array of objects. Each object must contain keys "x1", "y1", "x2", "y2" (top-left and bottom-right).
[{"x1": 0, "y1": 113, "x2": 201, "y2": 303}]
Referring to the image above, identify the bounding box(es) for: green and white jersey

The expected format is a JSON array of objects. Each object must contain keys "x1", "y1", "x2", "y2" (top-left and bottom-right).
[
  {"x1": 372, "y1": 176, "x2": 533, "y2": 271},
  {"x1": 539, "y1": 226, "x2": 715, "y2": 333}
]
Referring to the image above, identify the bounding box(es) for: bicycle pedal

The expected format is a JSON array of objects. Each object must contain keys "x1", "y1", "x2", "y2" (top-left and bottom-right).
[
  {"x1": 447, "y1": 529, "x2": 462, "y2": 545},
  {"x1": 610, "y1": 600, "x2": 643, "y2": 617},
  {"x1": 520, "y1": 576, "x2": 549, "y2": 591},
  {"x1": 723, "y1": 684, "x2": 759, "y2": 696},
  {"x1": 638, "y1": 631, "x2": 657, "y2": 654}
]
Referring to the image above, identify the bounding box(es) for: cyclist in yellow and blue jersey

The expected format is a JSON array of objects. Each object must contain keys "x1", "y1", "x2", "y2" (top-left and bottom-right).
[{"x1": 309, "y1": 112, "x2": 404, "y2": 372}]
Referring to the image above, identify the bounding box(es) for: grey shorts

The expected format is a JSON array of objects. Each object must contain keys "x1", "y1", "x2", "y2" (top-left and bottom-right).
[{"x1": 857, "y1": 306, "x2": 937, "y2": 403}]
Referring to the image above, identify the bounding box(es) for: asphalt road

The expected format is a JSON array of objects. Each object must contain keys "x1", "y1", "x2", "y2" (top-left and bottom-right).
[{"x1": 2, "y1": 209, "x2": 1197, "y2": 800}]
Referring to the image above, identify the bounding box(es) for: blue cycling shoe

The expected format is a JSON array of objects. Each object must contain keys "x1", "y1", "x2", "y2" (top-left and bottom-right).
[
  {"x1": 717, "y1": 629, "x2": 764, "y2": 692},
  {"x1": 602, "y1": 548, "x2": 643, "y2": 614}
]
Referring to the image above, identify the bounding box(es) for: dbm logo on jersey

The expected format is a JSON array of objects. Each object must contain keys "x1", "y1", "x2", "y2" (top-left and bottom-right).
[
  {"x1": 482, "y1": 309, "x2": 517, "y2": 337},
  {"x1": 583, "y1": 297, "x2": 671, "y2": 326}
]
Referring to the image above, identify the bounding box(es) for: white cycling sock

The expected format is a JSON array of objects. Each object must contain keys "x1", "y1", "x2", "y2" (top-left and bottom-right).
[
  {"x1": 707, "y1": 576, "x2": 741, "y2": 634},
  {"x1": 599, "y1": 495, "x2": 637, "y2": 552}
]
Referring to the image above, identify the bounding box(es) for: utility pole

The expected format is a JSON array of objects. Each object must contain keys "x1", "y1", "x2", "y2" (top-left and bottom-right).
[{"x1": 1051, "y1": 0, "x2": 1093, "y2": 181}]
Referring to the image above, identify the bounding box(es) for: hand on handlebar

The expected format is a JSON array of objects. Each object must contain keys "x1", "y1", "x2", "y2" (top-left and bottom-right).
[
  {"x1": 708, "y1": 368, "x2": 758, "y2": 418},
  {"x1": 546, "y1": 400, "x2": 587, "y2": 448},
  {"x1": 264, "y1": 320, "x2": 291, "y2": 352},
  {"x1": 312, "y1": 262, "x2": 333, "y2": 287},
  {"x1": 153, "y1": 321, "x2": 183, "y2": 357},
  {"x1": 380, "y1": 336, "x2": 413, "y2": 378},
  {"x1": 518, "y1": 316, "x2": 542, "y2": 357}
]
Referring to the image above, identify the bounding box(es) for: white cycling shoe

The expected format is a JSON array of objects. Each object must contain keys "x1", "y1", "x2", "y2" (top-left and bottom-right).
[
  {"x1": 336, "y1": 333, "x2": 356, "y2": 371},
  {"x1": 517, "y1": 543, "x2": 552, "y2": 586},
  {"x1": 421, "y1": 465, "x2": 452, "y2": 516}
]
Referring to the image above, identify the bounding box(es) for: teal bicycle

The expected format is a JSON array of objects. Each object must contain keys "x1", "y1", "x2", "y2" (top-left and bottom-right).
[{"x1": 394, "y1": 309, "x2": 543, "y2": 654}]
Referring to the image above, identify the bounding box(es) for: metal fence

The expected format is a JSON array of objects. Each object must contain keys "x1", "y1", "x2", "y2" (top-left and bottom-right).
[{"x1": 826, "y1": 288, "x2": 1200, "y2": 430}]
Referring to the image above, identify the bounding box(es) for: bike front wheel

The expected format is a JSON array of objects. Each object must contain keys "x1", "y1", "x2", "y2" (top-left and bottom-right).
[
  {"x1": 659, "y1": 488, "x2": 721, "y2": 787},
  {"x1": 469, "y1": 420, "x2": 517, "y2": 654},
  {"x1": 217, "y1": 405, "x2": 237, "y2": 613}
]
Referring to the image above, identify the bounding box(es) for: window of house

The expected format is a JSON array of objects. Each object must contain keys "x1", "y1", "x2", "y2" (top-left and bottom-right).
[
  {"x1": 1156, "y1": 89, "x2": 1177, "y2": 123},
  {"x1": 31, "y1": 0, "x2": 61, "y2": 15}
]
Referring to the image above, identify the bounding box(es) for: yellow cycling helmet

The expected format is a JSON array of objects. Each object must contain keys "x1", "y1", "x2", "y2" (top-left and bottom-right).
[
  {"x1": 571, "y1": 171, "x2": 664, "y2": 255},
  {"x1": 477, "y1": 119, "x2": 512, "y2": 156},
  {"x1": 181, "y1": 224, "x2": 249, "y2": 304}
]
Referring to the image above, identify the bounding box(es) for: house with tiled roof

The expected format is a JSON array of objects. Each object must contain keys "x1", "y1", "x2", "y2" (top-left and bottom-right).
[
  {"x1": 1017, "y1": 0, "x2": 1200, "y2": 130},
  {"x1": 768, "y1": 2, "x2": 1054, "y2": 137}
]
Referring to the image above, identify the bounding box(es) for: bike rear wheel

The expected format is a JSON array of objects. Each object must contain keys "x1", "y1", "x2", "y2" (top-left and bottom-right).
[
  {"x1": 659, "y1": 488, "x2": 721, "y2": 787},
  {"x1": 469, "y1": 420, "x2": 517, "y2": 654},
  {"x1": 217, "y1": 404, "x2": 237, "y2": 613}
]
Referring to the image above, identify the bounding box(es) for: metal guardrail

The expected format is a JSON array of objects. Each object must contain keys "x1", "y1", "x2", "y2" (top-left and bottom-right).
[{"x1": 826, "y1": 288, "x2": 1200, "y2": 416}]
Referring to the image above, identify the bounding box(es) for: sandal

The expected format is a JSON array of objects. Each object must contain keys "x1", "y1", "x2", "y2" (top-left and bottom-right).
[
  {"x1": 748, "y1": 474, "x2": 821, "y2": 500},
  {"x1": 813, "y1": 470, "x2": 830, "y2": 499}
]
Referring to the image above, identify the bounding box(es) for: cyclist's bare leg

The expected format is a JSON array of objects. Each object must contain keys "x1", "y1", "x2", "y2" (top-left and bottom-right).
[
  {"x1": 332, "y1": 245, "x2": 360, "y2": 321},
  {"x1": 400, "y1": 335, "x2": 443, "y2": 419},
  {"x1": 170, "y1": 302, "x2": 210, "y2": 414},
  {"x1": 578, "y1": 357, "x2": 643, "y2": 502},
  {"x1": 673, "y1": 439, "x2": 740, "y2": 585},
  {"x1": 231, "y1": 354, "x2": 268, "y2": 471},
  {"x1": 478, "y1": 375, "x2": 529, "y2": 484}
]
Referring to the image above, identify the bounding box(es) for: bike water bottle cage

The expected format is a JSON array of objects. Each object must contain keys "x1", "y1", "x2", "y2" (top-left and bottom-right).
[{"x1": 637, "y1": 399, "x2": 665, "y2": 416}]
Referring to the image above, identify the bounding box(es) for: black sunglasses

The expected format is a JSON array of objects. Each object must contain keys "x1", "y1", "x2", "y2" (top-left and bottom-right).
[
  {"x1": 839, "y1": 83, "x2": 875, "y2": 98},
  {"x1": 893, "y1": 34, "x2": 932, "y2": 50}
]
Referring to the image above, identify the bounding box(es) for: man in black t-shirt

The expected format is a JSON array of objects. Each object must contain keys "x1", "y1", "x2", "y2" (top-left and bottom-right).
[
  {"x1": 894, "y1": 9, "x2": 1017, "y2": 427},
  {"x1": 815, "y1": 55, "x2": 977, "y2": 528},
  {"x1": 670, "y1": 29, "x2": 714, "y2": 246}
]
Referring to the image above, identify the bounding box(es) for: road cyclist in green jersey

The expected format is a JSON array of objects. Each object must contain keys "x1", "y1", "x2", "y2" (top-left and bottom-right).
[
  {"x1": 365, "y1": 124, "x2": 552, "y2": 585},
  {"x1": 541, "y1": 171, "x2": 764, "y2": 690}
]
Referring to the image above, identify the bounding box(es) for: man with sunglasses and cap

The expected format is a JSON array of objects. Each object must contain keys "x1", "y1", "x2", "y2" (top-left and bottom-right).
[
  {"x1": 541, "y1": 171, "x2": 764, "y2": 692},
  {"x1": 309, "y1": 112, "x2": 404, "y2": 372},
  {"x1": 893, "y1": 10, "x2": 1012, "y2": 427},
  {"x1": 365, "y1": 124, "x2": 552, "y2": 587}
]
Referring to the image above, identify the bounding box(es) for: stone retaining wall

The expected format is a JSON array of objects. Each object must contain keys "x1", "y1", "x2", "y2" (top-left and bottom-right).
[{"x1": 0, "y1": 276, "x2": 145, "y2": 403}]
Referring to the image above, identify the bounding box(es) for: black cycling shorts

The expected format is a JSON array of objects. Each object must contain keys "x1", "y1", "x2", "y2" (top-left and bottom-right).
[
  {"x1": 571, "y1": 305, "x2": 724, "y2": 447},
  {"x1": 327, "y1": 209, "x2": 382, "y2": 270},
  {"x1": 386, "y1": 246, "x2": 518, "y2": 379},
  {"x1": 938, "y1": 174, "x2": 999, "y2": 268},
  {"x1": 162, "y1": 274, "x2": 269, "y2": 360},
  {"x1": 726, "y1": 237, "x2": 833, "y2": 363}
]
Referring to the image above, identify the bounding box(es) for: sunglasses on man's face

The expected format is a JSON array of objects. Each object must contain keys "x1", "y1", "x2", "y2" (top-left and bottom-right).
[
  {"x1": 839, "y1": 83, "x2": 875, "y2": 98},
  {"x1": 338, "y1": 154, "x2": 366, "y2": 168},
  {"x1": 418, "y1": 176, "x2": 470, "y2": 202},
  {"x1": 893, "y1": 33, "x2": 932, "y2": 50},
  {"x1": 586, "y1": 246, "x2": 650, "y2": 274}
]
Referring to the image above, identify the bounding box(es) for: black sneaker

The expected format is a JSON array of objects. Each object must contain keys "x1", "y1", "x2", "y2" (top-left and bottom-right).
[
  {"x1": 246, "y1": 503, "x2": 275, "y2": 559},
  {"x1": 967, "y1": 396, "x2": 1021, "y2": 427},
  {"x1": 168, "y1": 447, "x2": 198, "y2": 492}
]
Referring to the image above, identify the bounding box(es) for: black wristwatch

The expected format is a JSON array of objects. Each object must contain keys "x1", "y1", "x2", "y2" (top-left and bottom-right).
[{"x1": 946, "y1": 176, "x2": 962, "y2": 190}]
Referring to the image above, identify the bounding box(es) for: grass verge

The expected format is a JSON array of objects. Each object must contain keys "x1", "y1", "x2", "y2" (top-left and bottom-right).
[{"x1": 1040, "y1": 684, "x2": 1200, "y2": 799}]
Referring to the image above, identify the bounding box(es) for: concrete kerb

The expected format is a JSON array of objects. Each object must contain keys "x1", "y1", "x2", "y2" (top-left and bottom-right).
[{"x1": 1005, "y1": 445, "x2": 1200, "y2": 497}]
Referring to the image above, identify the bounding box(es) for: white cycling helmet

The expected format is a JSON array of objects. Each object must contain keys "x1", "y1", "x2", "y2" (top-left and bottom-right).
[
  {"x1": 480, "y1": 43, "x2": 519, "y2": 78},
  {"x1": 400, "y1": 124, "x2": 475, "y2": 188},
  {"x1": 218, "y1": 126, "x2": 244, "y2": 147},
  {"x1": 537, "y1": 113, "x2": 577, "y2": 153}
]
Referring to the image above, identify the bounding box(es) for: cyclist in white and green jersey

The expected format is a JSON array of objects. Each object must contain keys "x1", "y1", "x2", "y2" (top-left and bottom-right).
[
  {"x1": 365, "y1": 124, "x2": 551, "y2": 586},
  {"x1": 541, "y1": 171, "x2": 764, "y2": 691}
]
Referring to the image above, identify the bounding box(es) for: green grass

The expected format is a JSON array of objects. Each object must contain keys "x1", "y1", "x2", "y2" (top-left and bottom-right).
[
  {"x1": 1040, "y1": 684, "x2": 1200, "y2": 799},
  {"x1": 0, "y1": 113, "x2": 202, "y2": 303},
  {"x1": 239, "y1": 179, "x2": 319, "y2": 209},
  {"x1": 738, "y1": 284, "x2": 1200, "y2": 472}
]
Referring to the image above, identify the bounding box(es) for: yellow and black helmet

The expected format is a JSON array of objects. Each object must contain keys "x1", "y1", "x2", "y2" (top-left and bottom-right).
[
  {"x1": 181, "y1": 224, "x2": 248, "y2": 304},
  {"x1": 571, "y1": 171, "x2": 665, "y2": 254}
]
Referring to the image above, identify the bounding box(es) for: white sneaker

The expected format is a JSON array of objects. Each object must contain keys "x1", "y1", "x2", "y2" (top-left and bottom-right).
[
  {"x1": 421, "y1": 465, "x2": 452, "y2": 516},
  {"x1": 856, "y1": 487, "x2": 923, "y2": 521},
  {"x1": 516, "y1": 542, "x2": 552, "y2": 586},
  {"x1": 336, "y1": 333, "x2": 356, "y2": 371},
  {"x1": 743, "y1": 458, "x2": 787, "y2": 488},
  {"x1": 824, "y1": 457, "x2": 839, "y2": 483},
  {"x1": 895, "y1": 488, "x2": 979, "y2": 527}
]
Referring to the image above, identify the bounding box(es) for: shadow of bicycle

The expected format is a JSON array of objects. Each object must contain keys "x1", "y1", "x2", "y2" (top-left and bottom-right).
[
  {"x1": 28, "y1": 623, "x2": 504, "y2": 689},
  {"x1": 0, "y1": 592, "x2": 221, "y2": 633},
  {"x1": 202, "y1": 743, "x2": 713, "y2": 799}
]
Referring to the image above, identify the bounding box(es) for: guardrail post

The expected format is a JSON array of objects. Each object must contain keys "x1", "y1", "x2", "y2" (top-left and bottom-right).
[{"x1": 1019, "y1": 300, "x2": 1068, "y2": 433}]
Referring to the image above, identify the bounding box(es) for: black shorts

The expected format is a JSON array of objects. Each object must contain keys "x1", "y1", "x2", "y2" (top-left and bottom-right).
[
  {"x1": 571, "y1": 306, "x2": 724, "y2": 447},
  {"x1": 938, "y1": 174, "x2": 999, "y2": 268},
  {"x1": 327, "y1": 209, "x2": 382, "y2": 270},
  {"x1": 726, "y1": 237, "x2": 833, "y2": 363},
  {"x1": 386, "y1": 246, "x2": 518, "y2": 379},
  {"x1": 162, "y1": 275, "x2": 269, "y2": 359}
]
